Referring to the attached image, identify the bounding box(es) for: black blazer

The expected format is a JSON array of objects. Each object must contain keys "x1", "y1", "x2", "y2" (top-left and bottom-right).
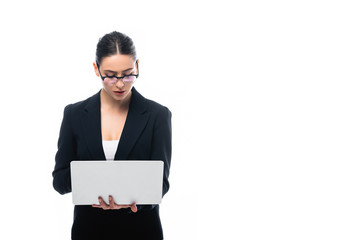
[{"x1": 52, "y1": 87, "x2": 172, "y2": 212}]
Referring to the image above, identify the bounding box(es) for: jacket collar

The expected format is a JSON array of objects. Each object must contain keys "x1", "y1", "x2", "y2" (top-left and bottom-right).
[{"x1": 81, "y1": 87, "x2": 149, "y2": 160}]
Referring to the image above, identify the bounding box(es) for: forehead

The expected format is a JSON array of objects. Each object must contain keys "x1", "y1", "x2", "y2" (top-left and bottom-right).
[{"x1": 100, "y1": 54, "x2": 135, "y2": 71}]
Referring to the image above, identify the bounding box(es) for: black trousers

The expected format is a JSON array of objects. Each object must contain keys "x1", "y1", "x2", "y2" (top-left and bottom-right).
[{"x1": 71, "y1": 205, "x2": 163, "y2": 240}]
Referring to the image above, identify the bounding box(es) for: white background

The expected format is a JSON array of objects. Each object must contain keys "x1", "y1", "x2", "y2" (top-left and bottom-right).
[{"x1": 0, "y1": 0, "x2": 360, "y2": 239}]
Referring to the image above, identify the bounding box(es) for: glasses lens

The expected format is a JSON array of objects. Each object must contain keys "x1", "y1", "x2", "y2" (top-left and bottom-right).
[
  {"x1": 123, "y1": 76, "x2": 136, "y2": 83},
  {"x1": 104, "y1": 77, "x2": 117, "y2": 85},
  {"x1": 104, "y1": 76, "x2": 136, "y2": 85}
]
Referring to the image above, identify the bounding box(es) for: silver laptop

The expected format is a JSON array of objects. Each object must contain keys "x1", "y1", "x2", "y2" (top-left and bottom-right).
[{"x1": 70, "y1": 160, "x2": 164, "y2": 205}]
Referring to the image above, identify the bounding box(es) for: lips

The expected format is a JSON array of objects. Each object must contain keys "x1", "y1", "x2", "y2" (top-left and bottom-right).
[{"x1": 114, "y1": 90, "x2": 125, "y2": 95}]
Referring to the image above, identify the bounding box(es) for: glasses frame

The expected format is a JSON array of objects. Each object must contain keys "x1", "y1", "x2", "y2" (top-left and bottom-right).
[{"x1": 96, "y1": 61, "x2": 139, "y2": 85}]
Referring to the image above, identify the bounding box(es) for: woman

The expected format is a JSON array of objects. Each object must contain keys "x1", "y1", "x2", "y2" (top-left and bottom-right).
[{"x1": 52, "y1": 31, "x2": 172, "y2": 239}]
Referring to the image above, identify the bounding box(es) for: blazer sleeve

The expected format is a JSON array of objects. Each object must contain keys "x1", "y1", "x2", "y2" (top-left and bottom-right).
[
  {"x1": 52, "y1": 104, "x2": 75, "y2": 195},
  {"x1": 151, "y1": 106, "x2": 172, "y2": 197}
]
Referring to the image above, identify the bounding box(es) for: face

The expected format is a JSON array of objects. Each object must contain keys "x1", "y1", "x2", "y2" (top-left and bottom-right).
[{"x1": 93, "y1": 54, "x2": 138, "y2": 102}]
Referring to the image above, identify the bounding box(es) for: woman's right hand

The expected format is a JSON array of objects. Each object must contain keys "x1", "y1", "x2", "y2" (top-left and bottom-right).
[{"x1": 92, "y1": 195, "x2": 137, "y2": 212}]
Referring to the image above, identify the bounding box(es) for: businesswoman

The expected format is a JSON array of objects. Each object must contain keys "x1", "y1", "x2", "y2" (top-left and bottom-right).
[{"x1": 52, "y1": 31, "x2": 172, "y2": 239}]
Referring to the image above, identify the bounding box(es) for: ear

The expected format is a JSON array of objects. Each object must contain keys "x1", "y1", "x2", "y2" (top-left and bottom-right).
[
  {"x1": 93, "y1": 62, "x2": 100, "y2": 77},
  {"x1": 136, "y1": 59, "x2": 139, "y2": 74}
]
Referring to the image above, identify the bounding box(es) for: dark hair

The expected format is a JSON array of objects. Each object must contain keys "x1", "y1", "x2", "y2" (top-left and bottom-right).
[{"x1": 95, "y1": 31, "x2": 137, "y2": 66}]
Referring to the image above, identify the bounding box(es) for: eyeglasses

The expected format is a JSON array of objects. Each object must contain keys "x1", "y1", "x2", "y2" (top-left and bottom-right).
[{"x1": 96, "y1": 61, "x2": 139, "y2": 85}]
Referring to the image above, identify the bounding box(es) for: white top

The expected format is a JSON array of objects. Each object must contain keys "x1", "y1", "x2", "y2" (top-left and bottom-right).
[{"x1": 102, "y1": 140, "x2": 119, "y2": 161}]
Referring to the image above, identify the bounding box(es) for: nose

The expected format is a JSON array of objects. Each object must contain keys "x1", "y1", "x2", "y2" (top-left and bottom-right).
[{"x1": 115, "y1": 79, "x2": 125, "y2": 88}]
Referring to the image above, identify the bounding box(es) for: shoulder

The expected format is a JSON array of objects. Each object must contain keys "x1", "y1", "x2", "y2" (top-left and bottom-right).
[
  {"x1": 62, "y1": 90, "x2": 100, "y2": 114},
  {"x1": 146, "y1": 98, "x2": 171, "y2": 115},
  {"x1": 133, "y1": 88, "x2": 171, "y2": 117},
  {"x1": 143, "y1": 97, "x2": 172, "y2": 128}
]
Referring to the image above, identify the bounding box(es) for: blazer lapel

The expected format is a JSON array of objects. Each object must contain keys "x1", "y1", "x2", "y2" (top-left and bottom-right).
[
  {"x1": 81, "y1": 90, "x2": 106, "y2": 160},
  {"x1": 115, "y1": 87, "x2": 149, "y2": 160},
  {"x1": 80, "y1": 88, "x2": 149, "y2": 161}
]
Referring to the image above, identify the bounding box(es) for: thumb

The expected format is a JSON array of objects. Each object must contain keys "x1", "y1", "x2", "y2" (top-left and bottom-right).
[{"x1": 131, "y1": 203, "x2": 137, "y2": 213}]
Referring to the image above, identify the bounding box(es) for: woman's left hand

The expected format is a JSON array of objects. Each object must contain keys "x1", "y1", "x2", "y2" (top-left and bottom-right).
[{"x1": 92, "y1": 195, "x2": 137, "y2": 212}]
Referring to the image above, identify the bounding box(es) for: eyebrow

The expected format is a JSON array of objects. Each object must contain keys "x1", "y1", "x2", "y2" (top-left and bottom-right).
[{"x1": 103, "y1": 68, "x2": 134, "y2": 74}]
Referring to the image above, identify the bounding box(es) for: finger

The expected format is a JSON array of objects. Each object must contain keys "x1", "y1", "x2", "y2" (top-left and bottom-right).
[
  {"x1": 110, "y1": 198, "x2": 133, "y2": 210},
  {"x1": 99, "y1": 197, "x2": 109, "y2": 210},
  {"x1": 92, "y1": 196, "x2": 103, "y2": 208},
  {"x1": 92, "y1": 198, "x2": 106, "y2": 209},
  {"x1": 112, "y1": 204, "x2": 128, "y2": 210},
  {"x1": 112, "y1": 199, "x2": 126, "y2": 209},
  {"x1": 109, "y1": 196, "x2": 128, "y2": 210},
  {"x1": 109, "y1": 195, "x2": 115, "y2": 209}
]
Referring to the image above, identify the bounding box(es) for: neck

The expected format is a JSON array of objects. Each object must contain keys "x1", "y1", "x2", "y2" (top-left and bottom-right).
[{"x1": 100, "y1": 88, "x2": 132, "y2": 111}]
